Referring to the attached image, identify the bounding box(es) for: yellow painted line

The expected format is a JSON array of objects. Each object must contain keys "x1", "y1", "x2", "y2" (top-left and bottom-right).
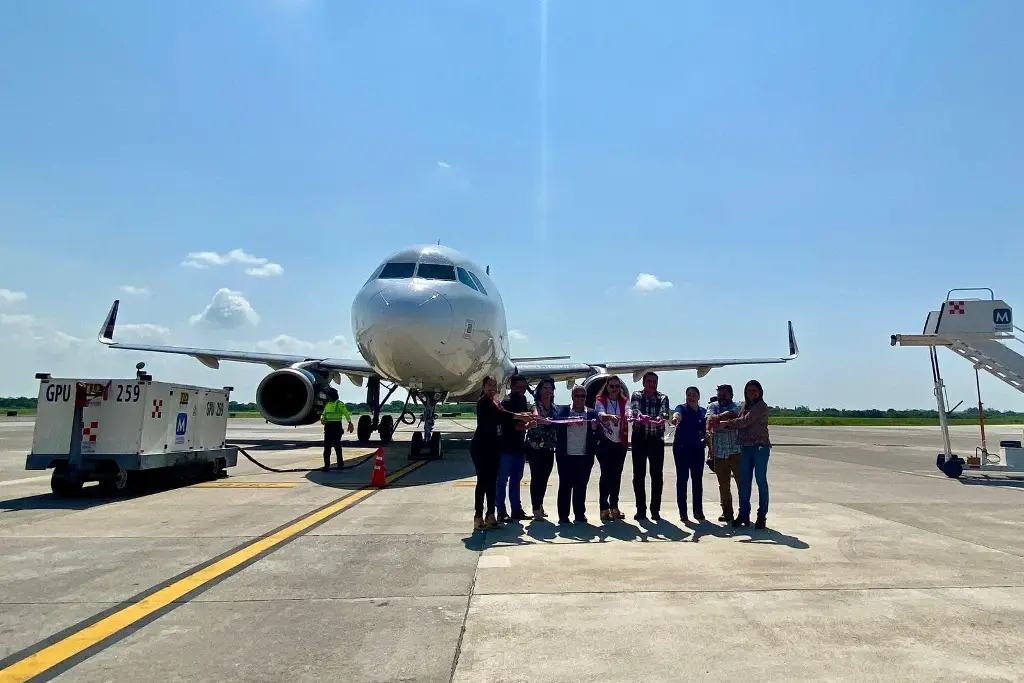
[
  {"x1": 192, "y1": 482, "x2": 297, "y2": 489},
  {"x1": 0, "y1": 459, "x2": 427, "y2": 683},
  {"x1": 453, "y1": 480, "x2": 530, "y2": 487}
]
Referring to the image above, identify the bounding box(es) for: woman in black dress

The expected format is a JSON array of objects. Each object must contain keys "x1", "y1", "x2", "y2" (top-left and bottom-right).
[{"x1": 471, "y1": 376, "x2": 533, "y2": 530}]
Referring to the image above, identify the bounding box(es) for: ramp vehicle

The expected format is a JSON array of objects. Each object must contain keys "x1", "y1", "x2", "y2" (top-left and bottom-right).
[
  {"x1": 26, "y1": 364, "x2": 238, "y2": 496},
  {"x1": 891, "y1": 288, "x2": 1024, "y2": 478}
]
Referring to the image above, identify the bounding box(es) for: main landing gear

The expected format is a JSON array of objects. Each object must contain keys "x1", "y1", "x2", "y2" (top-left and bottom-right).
[{"x1": 355, "y1": 377, "x2": 402, "y2": 445}]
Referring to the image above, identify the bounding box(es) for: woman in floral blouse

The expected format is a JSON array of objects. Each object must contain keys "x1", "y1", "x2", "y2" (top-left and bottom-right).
[{"x1": 526, "y1": 378, "x2": 559, "y2": 519}]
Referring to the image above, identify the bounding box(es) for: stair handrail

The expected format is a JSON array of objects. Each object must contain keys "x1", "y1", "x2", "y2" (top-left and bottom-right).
[{"x1": 945, "y1": 287, "x2": 995, "y2": 302}]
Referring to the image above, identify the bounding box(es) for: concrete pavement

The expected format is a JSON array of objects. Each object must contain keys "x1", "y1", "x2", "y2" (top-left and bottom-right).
[{"x1": 1, "y1": 416, "x2": 1023, "y2": 682}]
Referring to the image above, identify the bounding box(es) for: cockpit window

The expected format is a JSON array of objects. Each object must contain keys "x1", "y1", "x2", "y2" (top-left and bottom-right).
[
  {"x1": 467, "y1": 271, "x2": 488, "y2": 295},
  {"x1": 364, "y1": 263, "x2": 385, "y2": 285},
  {"x1": 377, "y1": 262, "x2": 416, "y2": 279},
  {"x1": 416, "y1": 263, "x2": 457, "y2": 281},
  {"x1": 456, "y1": 267, "x2": 479, "y2": 291}
]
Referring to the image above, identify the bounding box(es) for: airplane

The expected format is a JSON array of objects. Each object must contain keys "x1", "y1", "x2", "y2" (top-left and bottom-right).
[{"x1": 97, "y1": 244, "x2": 799, "y2": 459}]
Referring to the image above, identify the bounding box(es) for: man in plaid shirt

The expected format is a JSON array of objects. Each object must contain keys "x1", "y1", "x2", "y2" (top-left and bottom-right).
[
  {"x1": 628, "y1": 371, "x2": 671, "y2": 520},
  {"x1": 706, "y1": 384, "x2": 742, "y2": 522}
]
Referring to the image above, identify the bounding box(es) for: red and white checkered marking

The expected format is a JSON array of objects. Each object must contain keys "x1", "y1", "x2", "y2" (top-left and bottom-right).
[
  {"x1": 82, "y1": 421, "x2": 99, "y2": 443},
  {"x1": 948, "y1": 300, "x2": 965, "y2": 315},
  {"x1": 152, "y1": 399, "x2": 163, "y2": 418}
]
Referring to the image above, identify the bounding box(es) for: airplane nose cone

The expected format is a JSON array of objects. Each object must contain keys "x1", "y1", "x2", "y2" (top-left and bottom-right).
[
  {"x1": 358, "y1": 286, "x2": 455, "y2": 384},
  {"x1": 367, "y1": 288, "x2": 454, "y2": 341}
]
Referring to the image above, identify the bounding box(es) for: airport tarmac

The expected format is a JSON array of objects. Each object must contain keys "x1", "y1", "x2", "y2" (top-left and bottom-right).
[{"x1": 1, "y1": 416, "x2": 1024, "y2": 682}]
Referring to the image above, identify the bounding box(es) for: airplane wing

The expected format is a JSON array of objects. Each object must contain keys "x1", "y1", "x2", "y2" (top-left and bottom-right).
[
  {"x1": 515, "y1": 321, "x2": 799, "y2": 383},
  {"x1": 96, "y1": 299, "x2": 376, "y2": 379}
]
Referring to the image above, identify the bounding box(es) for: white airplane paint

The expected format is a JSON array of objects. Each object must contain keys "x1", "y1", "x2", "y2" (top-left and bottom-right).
[{"x1": 98, "y1": 244, "x2": 799, "y2": 458}]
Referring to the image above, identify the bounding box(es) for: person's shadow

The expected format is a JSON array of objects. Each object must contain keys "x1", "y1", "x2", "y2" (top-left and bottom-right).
[{"x1": 735, "y1": 527, "x2": 809, "y2": 549}]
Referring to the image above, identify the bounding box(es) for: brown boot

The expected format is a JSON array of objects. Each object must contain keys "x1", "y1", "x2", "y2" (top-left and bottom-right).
[
  {"x1": 474, "y1": 516, "x2": 485, "y2": 531},
  {"x1": 484, "y1": 513, "x2": 499, "y2": 529}
]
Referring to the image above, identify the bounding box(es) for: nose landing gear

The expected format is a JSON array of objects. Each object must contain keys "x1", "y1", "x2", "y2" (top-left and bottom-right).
[{"x1": 410, "y1": 391, "x2": 444, "y2": 461}]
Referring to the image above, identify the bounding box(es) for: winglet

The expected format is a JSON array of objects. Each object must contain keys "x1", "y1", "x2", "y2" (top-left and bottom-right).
[
  {"x1": 98, "y1": 299, "x2": 120, "y2": 344},
  {"x1": 787, "y1": 320, "x2": 799, "y2": 359}
]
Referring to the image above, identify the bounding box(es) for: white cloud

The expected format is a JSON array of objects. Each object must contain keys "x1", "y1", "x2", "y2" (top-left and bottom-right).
[
  {"x1": 633, "y1": 273, "x2": 673, "y2": 293},
  {"x1": 0, "y1": 288, "x2": 27, "y2": 304},
  {"x1": 189, "y1": 288, "x2": 260, "y2": 330},
  {"x1": 508, "y1": 329, "x2": 528, "y2": 342},
  {"x1": 436, "y1": 161, "x2": 451, "y2": 169},
  {"x1": 251, "y1": 333, "x2": 356, "y2": 357},
  {"x1": 119, "y1": 285, "x2": 150, "y2": 297},
  {"x1": 0, "y1": 311, "x2": 80, "y2": 354},
  {"x1": 182, "y1": 249, "x2": 284, "y2": 277},
  {"x1": 0, "y1": 313, "x2": 35, "y2": 327},
  {"x1": 119, "y1": 323, "x2": 171, "y2": 342},
  {"x1": 245, "y1": 262, "x2": 284, "y2": 277}
]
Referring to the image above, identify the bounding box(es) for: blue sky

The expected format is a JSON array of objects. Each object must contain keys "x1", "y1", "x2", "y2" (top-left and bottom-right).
[{"x1": 1, "y1": 0, "x2": 1023, "y2": 411}]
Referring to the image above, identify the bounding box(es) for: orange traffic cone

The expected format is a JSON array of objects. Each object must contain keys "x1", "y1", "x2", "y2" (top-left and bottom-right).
[{"x1": 370, "y1": 447, "x2": 387, "y2": 487}]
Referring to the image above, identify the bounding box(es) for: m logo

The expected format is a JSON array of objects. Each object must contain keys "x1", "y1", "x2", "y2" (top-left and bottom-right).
[
  {"x1": 175, "y1": 412, "x2": 188, "y2": 436},
  {"x1": 993, "y1": 308, "x2": 1012, "y2": 329}
]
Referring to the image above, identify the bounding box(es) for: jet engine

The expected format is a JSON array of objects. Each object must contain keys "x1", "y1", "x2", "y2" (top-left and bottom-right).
[
  {"x1": 255, "y1": 367, "x2": 332, "y2": 426},
  {"x1": 580, "y1": 373, "x2": 630, "y2": 408}
]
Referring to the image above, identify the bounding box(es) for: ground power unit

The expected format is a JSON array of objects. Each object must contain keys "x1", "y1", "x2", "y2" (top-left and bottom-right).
[{"x1": 26, "y1": 370, "x2": 238, "y2": 496}]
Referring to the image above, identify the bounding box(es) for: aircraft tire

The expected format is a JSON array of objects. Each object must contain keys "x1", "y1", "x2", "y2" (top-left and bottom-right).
[
  {"x1": 429, "y1": 432, "x2": 442, "y2": 459},
  {"x1": 379, "y1": 414, "x2": 394, "y2": 444},
  {"x1": 357, "y1": 415, "x2": 373, "y2": 443}
]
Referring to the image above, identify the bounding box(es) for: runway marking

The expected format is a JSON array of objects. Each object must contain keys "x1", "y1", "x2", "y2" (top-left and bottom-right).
[
  {"x1": 0, "y1": 459, "x2": 429, "y2": 683},
  {"x1": 191, "y1": 482, "x2": 298, "y2": 489},
  {"x1": 897, "y1": 470, "x2": 948, "y2": 480},
  {"x1": 0, "y1": 475, "x2": 49, "y2": 488}
]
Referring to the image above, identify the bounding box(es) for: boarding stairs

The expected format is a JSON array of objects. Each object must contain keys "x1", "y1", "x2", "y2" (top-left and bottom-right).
[
  {"x1": 890, "y1": 288, "x2": 1024, "y2": 396},
  {"x1": 890, "y1": 288, "x2": 1024, "y2": 477},
  {"x1": 947, "y1": 338, "x2": 1024, "y2": 394}
]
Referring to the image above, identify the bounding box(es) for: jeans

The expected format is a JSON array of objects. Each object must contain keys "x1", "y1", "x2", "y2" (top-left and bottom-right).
[
  {"x1": 470, "y1": 441, "x2": 500, "y2": 517},
  {"x1": 496, "y1": 452, "x2": 526, "y2": 514},
  {"x1": 632, "y1": 436, "x2": 665, "y2": 515},
  {"x1": 673, "y1": 445, "x2": 705, "y2": 518},
  {"x1": 738, "y1": 444, "x2": 771, "y2": 519},
  {"x1": 555, "y1": 452, "x2": 594, "y2": 520},
  {"x1": 527, "y1": 446, "x2": 554, "y2": 511},
  {"x1": 596, "y1": 440, "x2": 627, "y2": 510}
]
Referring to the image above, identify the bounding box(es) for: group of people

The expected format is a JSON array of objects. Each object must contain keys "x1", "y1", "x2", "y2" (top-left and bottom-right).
[{"x1": 469, "y1": 371, "x2": 773, "y2": 532}]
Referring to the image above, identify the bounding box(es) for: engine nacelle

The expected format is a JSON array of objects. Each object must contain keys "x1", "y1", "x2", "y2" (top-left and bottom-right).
[
  {"x1": 581, "y1": 373, "x2": 631, "y2": 408},
  {"x1": 255, "y1": 367, "x2": 332, "y2": 426}
]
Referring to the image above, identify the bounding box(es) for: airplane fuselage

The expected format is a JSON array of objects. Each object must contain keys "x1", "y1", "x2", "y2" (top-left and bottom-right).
[{"x1": 350, "y1": 245, "x2": 515, "y2": 399}]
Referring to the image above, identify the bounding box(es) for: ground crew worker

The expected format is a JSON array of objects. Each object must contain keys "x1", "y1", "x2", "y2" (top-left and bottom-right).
[{"x1": 320, "y1": 388, "x2": 354, "y2": 471}]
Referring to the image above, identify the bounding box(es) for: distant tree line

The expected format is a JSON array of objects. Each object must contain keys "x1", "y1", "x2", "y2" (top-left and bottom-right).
[{"x1": 2, "y1": 395, "x2": 1020, "y2": 418}]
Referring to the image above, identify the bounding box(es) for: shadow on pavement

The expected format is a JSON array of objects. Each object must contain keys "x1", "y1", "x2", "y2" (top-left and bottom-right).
[
  {"x1": 0, "y1": 469, "x2": 227, "y2": 511},
  {"x1": 462, "y1": 516, "x2": 810, "y2": 551},
  {"x1": 957, "y1": 475, "x2": 1024, "y2": 489}
]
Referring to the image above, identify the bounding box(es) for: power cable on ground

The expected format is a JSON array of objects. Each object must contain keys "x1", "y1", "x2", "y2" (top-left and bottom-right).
[{"x1": 232, "y1": 445, "x2": 376, "y2": 474}]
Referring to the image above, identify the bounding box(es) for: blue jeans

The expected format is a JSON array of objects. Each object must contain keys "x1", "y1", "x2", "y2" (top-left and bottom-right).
[
  {"x1": 738, "y1": 445, "x2": 771, "y2": 519},
  {"x1": 673, "y1": 445, "x2": 705, "y2": 518},
  {"x1": 496, "y1": 452, "x2": 526, "y2": 514}
]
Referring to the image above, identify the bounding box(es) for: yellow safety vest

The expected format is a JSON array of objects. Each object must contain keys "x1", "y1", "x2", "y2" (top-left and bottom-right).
[{"x1": 322, "y1": 401, "x2": 351, "y2": 423}]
